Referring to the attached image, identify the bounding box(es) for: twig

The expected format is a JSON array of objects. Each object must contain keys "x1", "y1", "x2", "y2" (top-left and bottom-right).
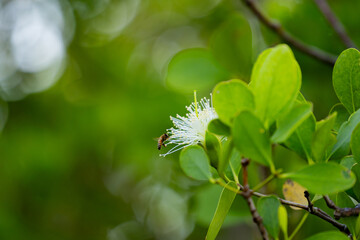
[
  {"x1": 314, "y1": 0, "x2": 357, "y2": 49},
  {"x1": 241, "y1": 158, "x2": 269, "y2": 240},
  {"x1": 243, "y1": 0, "x2": 337, "y2": 66},
  {"x1": 324, "y1": 195, "x2": 360, "y2": 219},
  {"x1": 233, "y1": 184, "x2": 351, "y2": 236},
  {"x1": 304, "y1": 191, "x2": 314, "y2": 213},
  {"x1": 252, "y1": 173, "x2": 275, "y2": 191}
]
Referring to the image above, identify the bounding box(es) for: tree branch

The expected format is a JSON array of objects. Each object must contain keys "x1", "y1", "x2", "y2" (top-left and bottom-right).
[
  {"x1": 253, "y1": 191, "x2": 351, "y2": 237},
  {"x1": 304, "y1": 191, "x2": 314, "y2": 213},
  {"x1": 241, "y1": 158, "x2": 269, "y2": 240},
  {"x1": 229, "y1": 180, "x2": 351, "y2": 237},
  {"x1": 324, "y1": 195, "x2": 360, "y2": 219},
  {"x1": 243, "y1": 0, "x2": 337, "y2": 66},
  {"x1": 313, "y1": 0, "x2": 357, "y2": 49}
]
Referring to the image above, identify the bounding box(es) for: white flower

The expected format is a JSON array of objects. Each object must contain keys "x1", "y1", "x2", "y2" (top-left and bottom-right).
[{"x1": 160, "y1": 93, "x2": 218, "y2": 157}]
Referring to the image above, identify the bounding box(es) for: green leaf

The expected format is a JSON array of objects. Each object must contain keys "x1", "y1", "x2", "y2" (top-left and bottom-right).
[
  {"x1": 208, "y1": 119, "x2": 230, "y2": 136},
  {"x1": 355, "y1": 215, "x2": 360, "y2": 239},
  {"x1": 224, "y1": 148, "x2": 242, "y2": 182},
  {"x1": 218, "y1": 138, "x2": 234, "y2": 178},
  {"x1": 194, "y1": 184, "x2": 249, "y2": 227},
  {"x1": 351, "y1": 123, "x2": 360, "y2": 163},
  {"x1": 271, "y1": 102, "x2": 312, "y2": 143},
  {"x1": 351, "y1": 164, "x2": 360, "y2": 201},
  {"x1": 206, "y1": 182, "x2": 238, "y2": 240},
  {"x1": 305, "y1": 231, "x2": 349, "y2": 240},
  {"x1": 233, "y1": 110, "x2": 273, "y2": 170},
  {"x1": 336, "y1": 192, "x2": 357, "y2": 235},
  {"x1": 210, "y1": 14, "x2": 253, "y2": 79},
  {"x1": 333, "y1": 48, "x2": 360, "y2": 114},
  {"x1": 297, "y1": 92, "x2": 307, "y2": 102},
  {"x1": 179, "y1": 145, "x2": 212, "y2": 181},
  {"x1": 250, "y1": 44, "x2": 301, "y2": 127},
  {"x1": 311, "y1": 113, "x2": 337, "y2": 162},
  {"x1": 278, "y1": 205, "x2": 288, "y2": 240},
  {"x1": 331, "y1": 108, "x2": 360, "y2": 159},
  {"x1": 213, "y1": 79, "x2": 255, "y2": 125},
  {"x1": 340, "y1": 156, "x2": 357, "y2": 170},
  {"x1": 257, "y1": 196, "x2": 280, "y2": 238},
  {"x1": 330, "y1": 103, "x2": 350, "y2": 132},
  {"x1": 205, "y1": 131, "x2": 221, "y2": 168},
  {"x1": 285, "y1": 114, "x2": 316, "y2": 161},
  {"x1": 282, "y1": 162, "x2": 356, "y2": 195},
  {"x1": 166, "y1": 48, "x2": 229, "y2": 93}
]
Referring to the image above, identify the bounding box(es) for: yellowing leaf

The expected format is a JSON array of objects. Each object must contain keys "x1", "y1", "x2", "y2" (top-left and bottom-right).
[{"x1": 282, "y1": 179, "x2": 307, "y2": 210}]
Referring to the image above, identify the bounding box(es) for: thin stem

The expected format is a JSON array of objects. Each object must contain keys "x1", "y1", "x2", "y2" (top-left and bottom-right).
[
  {"x1": 304, "y1": 191, "x2": 314, "y2": 213},
  {"x1": 289, "y1": 212, "x2": 309, "y2": 240},
  {"x1": 241, "y1": 158, "x2": 269, "y2": 240},
  {"x1": 213, "y1": 178, "x2": 240, "y2": 193},
  {"x1": 243, "y1": 0, "x2": 337, "y2": 66},
  {"x1": 194, "y1": 90, "x2": 198, "y2": 117},
  {"x1": 252, "y1": 173, "x2": 276, "y2": 192},
  {"x1": 313, "y1": 0, "x2": 357, "y2": 49}
]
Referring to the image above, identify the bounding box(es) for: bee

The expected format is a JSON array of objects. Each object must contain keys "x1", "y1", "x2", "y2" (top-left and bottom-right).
[{"x1": 157, "y1": 133, "x2": 169, "y2": 150}]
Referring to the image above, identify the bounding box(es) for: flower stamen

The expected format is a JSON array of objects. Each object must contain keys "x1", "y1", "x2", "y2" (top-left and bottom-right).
[{"x1": 160, "y1": 93, "x2": 218, "y2": 157}]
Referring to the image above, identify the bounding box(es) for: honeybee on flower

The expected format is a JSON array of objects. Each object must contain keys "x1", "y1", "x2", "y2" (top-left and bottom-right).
[{"x1": 160, "y1": 91, "x2": 218, "y2": 157}]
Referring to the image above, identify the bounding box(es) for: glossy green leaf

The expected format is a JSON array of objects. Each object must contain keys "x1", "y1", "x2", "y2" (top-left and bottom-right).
[
  {"x1": 206, "y1": 182, "x2": 238, "y2": 240},
  {"x1": 233, "y1": 110, "x2": 273, "y2": 169},
  {"x1": 311, "y1": 113, "x2": 336, "y2": 162},
  {"x1": 194, "y1": 185, "x2": 249, "y2": 227},
  {"x1": 205, "y1": 131, "x2": 221, "y2": 168},
  {"x1": 224, "y1": 148, "x2": 242, "y2": 181},
  {"x1": 179, "y1": 145, "x2": 212, "y2": 181},
  {"x1": 213, "y1": 79, "x2": 255, "y2": 125},
  {"x1": 257, "y1": 196, "x2": 280, "y2": 238},
  {"x1": 305, "y1": 231, "x2": 349, "y2": 240},
  {"x1": 278, "y1": 205, "x2": 288, "y2": 240},
  {"x1": 166, "y1": 48, "x2": 229, "y2": 93},
  {"x1": 210, "y1": 14, "x2": 253, "y2": 79},
  {"x1": 351, "y1": 164, "x2": 360, "y2": 201},
  {"x1": 218, "y1": 138, "x2": 234, "y2": 178},
  {"x1": 208, "y1": 119, "x2": 230, "y2": 136},
  {"x1": 285, "y1": 114, "x2": 316, "y2": 161},
  {"x1": 336, "y1": 192, "x2": 357, "y2": 235},
  {"x1": 271, "y1": 102, "x2": 312, "y2": 143},
  {"x1": 355, "y1": 214, "x2": 360, "y2": 239},
  {"x1": 333, "y1": 48, "x2": 360, "y2": 114},
  {"x1": 297, "y1": 92, "x2": 307, "y2": 102},
  {"x1": 282, "y1": 163, "x2": 356, "y2": 194},
  {"x1": 340, "y1": 156, "x2": 357, "y2": 170},
  {"x1": 330, "y1": 103, "x2": 350, "y2": 132},
  {"x1": 331, "y1": 108, "x2": 360, "y2": 159},
  {"x1": 351, "y1": 123, "x2": 360, "y2": 163},
  {"x1": 250, "y1": 44, "x2": 301, "y2": 127}
]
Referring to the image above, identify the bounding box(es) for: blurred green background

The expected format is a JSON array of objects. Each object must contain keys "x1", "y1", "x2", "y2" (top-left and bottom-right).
[{"x1": 0, "y1": 0, "x2": 359, "y2": 239}]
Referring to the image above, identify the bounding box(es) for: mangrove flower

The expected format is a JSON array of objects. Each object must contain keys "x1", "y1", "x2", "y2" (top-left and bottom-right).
[{"x1": 160, "y1": 92, "x2": 217, "y2": 157}]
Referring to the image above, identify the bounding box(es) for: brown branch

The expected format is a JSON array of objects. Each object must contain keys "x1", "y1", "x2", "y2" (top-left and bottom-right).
[
  {"x1": 281, "y1": 193, "x2": 350, "y2": 237},
  {"x1": 243, "y1": 0, "x2": 337, "y2": 66},
  {"x1": 314, "y1": 0, "x2": 357, "y2": 49},
  {"x1": 304, "y1": 191, "x2": 314, "y2": 213},
  {"x1": 324, "y1": 195, "x2": 360, "y2": 219},
  {"x1": 235, "y1": 183, "x2": 351, "y2": 237},
  {"x1": 241, "y1": 158, "x2": 269, "y2": 240}
]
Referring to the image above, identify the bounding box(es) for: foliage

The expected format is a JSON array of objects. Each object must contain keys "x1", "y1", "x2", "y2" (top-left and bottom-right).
[{"x1": 173, "y1": 45, "x2": 360, "y2": 239}]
